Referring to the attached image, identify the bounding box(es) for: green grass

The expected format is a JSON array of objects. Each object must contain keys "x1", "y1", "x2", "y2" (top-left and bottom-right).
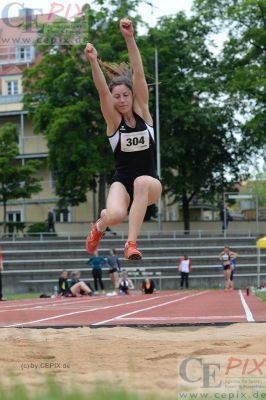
[
  {"x1": 0, "y1": 384, "x2": 161, "y2": 400},
  {"x1": 256, "y1": 291, "x2": 266, "y2": 302},
  {"x1": 4, "y1": 293, "x2": 41, "y2": 301}
]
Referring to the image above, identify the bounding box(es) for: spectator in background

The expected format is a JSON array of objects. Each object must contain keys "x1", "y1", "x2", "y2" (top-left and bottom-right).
[
  {"x1": 141, "y1": 277, "x2": 156, "y2": 294},
  {"x1": 58, "y1": 270, "x2": 92, "y2": 297},
  {"x1": 47, "y1": 208, "x2": 55, "y2": 233},
  {"x1": 229, "y1": 248, "x2": 238, "y2": 290},
  {"x1": 118, "y1": 270, "x2": 134, "y2": 295},
  {"x1": 219, "y1": 246, "x2": 238, "y2": 291},
  {"x1": 220, "y1": 207, "x2": 232, "y2": 232},
  {"x1": 87, "y1": 251, "x2": 106, "y2": 293},
  {"x1": 107, "y1": 248, "x2": 121, "y2": 293},
  {"x1": 0, "y1": 248, "x2": 6, "y2": 301},
  {"x1": 70, "y1": 270, "x2": 94, "y2": 293},
  {"x1": 178, "y1": 254, "x2": 192, "y2": 289}
]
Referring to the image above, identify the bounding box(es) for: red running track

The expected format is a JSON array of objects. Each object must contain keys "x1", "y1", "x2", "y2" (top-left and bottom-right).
[{"x1": 0, "y1": 290, "x2": 265, "y2": 328}]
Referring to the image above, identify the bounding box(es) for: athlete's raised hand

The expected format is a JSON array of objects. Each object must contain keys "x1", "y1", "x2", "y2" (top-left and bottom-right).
[
  {"x1": 120, "y1": 18, "x2": 134, "y2": 38},
  {"x1": 84, "y1": 43, "x2": 97, "y2": 63}
]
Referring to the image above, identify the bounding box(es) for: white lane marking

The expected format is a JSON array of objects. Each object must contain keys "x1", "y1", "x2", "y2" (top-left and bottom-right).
[
  {"x1": 239, "y1": 290, "x2": 255, "y2": 322},
  {"x1": 117, "y1": 315, "x2": 245, "y2": 321},
  {"x1": 2, "y1": 292, "x2": 184, "y2": 327},
  {"x1": 92, "y1": 291, "x2": 208, "y2": 326},
  {"x1": 0, "y1": 296, "x2": 109, "y2": 313}
]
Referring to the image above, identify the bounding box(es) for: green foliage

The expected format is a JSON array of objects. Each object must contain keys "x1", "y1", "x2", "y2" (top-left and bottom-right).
[
  {"x1": 5, "y1": 293, "x2": 41, "y2": 300},
  {"x1": 144, "y1": 13, "x2": 250, "y2": 230},
  {"x1": 0, "y1": 382, "x2": 160, "y2": 400},
  {"x1": 22, "y1": 0, "x2": 264, "y2": 230},
  {"x1": 239, "y1": 163, "x2": 266, "y2": 207},
  {"x1": 0, "y1": 123, "x2": 42, "y2": 230},
  {"x1": 257, "y1": 291, "x2": 266, "y2": 302},
  {"x1": 27, "y1": 222, "x2": 48, "y2": 234},
  {"x1": 5, "y1": 222, "x2": 25, "y2": 234},
  {"x1": 194, "y1": 0, "x2": 266, "y2": 152}
]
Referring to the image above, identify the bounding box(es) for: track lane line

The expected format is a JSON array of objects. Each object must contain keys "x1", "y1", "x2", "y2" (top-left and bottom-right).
[
  {"x1": 118, "y1": 315, "x2": 246, "y2": 321},
  {"x1": 0, "y1": 296, "x2": 110, "y2": 313},
  {"x1": 92, "y1": 291, "x2": 208, "y2": 326},
  {"x1": 239, "y1": 290, "x2": 255, "y2": 322},
  {"x1": 1, "y1": 291, "x2": 183, "y2": 327}
]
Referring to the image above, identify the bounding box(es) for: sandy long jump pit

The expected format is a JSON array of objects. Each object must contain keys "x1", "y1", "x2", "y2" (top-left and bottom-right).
[{"x1": 0, "y1": 290, "x2": 265, "y2": 398}]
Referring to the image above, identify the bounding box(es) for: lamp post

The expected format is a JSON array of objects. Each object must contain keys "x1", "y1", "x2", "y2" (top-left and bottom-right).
[{"x1": 155, "y1": 46, "x2": 162, "y2": 232}]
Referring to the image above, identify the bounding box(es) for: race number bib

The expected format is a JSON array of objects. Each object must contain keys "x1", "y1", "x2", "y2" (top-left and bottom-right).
[{"x1": 120, "y1": 130, "x2": 149, "y2": 152}]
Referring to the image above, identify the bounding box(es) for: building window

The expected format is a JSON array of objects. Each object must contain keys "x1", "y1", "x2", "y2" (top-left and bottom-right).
[
  {"x1": 16, "y1": 46, "x2": 33, "y2": 62},
  {"x1": 54, "y1": 208, "x2": 71, "y2": 223},
  {"x1": 6, "y1": 80, "x2": 19, "y2": 95},
  {"x1": 7, "y1": 210, "x2": 22, "y2": 223}
]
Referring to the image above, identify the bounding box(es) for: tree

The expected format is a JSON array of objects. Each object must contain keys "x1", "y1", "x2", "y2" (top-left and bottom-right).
[
  {"x1": 0, "y1": 123, "x2": 42, "y2": 233},
  {"x1": 240, "y1": 163, "x2": 266, "y2": 207},
  {"x1": 144, "y1": 13, "x2": 251, "y2": 231},
  {"x1": 193, "y1": 0, "x2": 266, "y2": 156}
]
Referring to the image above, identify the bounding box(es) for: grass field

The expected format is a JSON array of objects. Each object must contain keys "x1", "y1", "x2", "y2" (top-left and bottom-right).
[
  {"x1": 4, "y1": 293, "x2": 41, "y2": 301},
  {"x1": 0, "y1": 383, "x2": 160, "y2": 400},
  {"x1": 257, "y1": 291, "x2": 266, "y2": 302}
]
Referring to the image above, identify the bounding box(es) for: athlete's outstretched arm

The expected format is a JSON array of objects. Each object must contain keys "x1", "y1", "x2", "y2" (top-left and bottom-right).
[
  {"x1": 84, "y1": 43, "x2": 119, "y2": 132},
  {"x1": 120, "y1": 19, "x2": 150, "y2": 112}
]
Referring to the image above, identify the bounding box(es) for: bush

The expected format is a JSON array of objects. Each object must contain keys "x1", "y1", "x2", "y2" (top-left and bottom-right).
[{"x1": 27, "y1": 222, "x2": 48, "y2": 234}]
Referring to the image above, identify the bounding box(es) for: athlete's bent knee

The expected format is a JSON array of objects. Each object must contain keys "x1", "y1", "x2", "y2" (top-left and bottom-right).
[
  {"x1": 134, "y1": 176, "x2": 149, "y2": 192},
  {"x1": 106, "y1": 210, "x2": 126, "y2": 225}
]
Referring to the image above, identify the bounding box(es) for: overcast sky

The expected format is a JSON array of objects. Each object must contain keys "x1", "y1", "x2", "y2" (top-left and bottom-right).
[{"x1": 0, "y1": 0, "x2": 193, "y2": 22}]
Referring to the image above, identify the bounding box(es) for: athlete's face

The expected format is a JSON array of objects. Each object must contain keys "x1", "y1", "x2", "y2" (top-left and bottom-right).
[{"x1": 111, "y1": 84, "x2": 133, "y2": 114}]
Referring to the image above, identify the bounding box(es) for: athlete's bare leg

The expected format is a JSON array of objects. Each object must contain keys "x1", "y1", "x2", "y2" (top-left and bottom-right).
[
  {"x1": 97, "y1": 182, "x2": 130, "y2": 232},
  {"x1": 128, "y1": 176, "x2": 162, "y2": 242}
]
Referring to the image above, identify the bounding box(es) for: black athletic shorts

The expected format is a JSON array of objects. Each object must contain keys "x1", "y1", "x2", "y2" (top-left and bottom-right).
[
  {"x1": 112, "y1": 172, "x2": 160, "y2": 203},
  {"x1": 223, "y1": 265, "x2": 231, "y2": 271}
]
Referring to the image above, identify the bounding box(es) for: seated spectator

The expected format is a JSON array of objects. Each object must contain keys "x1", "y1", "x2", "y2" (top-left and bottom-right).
[
  {"x1": 70, "y1": 270, "x2": 94, "y2": 293},
  {"x1": 58, "y1": 270, "x2": 92, "y2": 297},
  {"x1": 141, "y1": 277, "x2": 156, "y2": 294},
  {"x1": 118, "y1": 270, "x2": 134, "y2": 295}
]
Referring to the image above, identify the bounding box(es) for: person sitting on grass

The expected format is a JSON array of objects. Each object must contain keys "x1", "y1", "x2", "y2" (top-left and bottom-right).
[
  {"x1": 70, "y1": 270, "x2": 94, "y2": 293},
  {"x1": 118, "y1": 270, "x2": 134, "y2": 295},
  {"x1": 58, "y1": 270, "x2": 92, "y2": 297}
]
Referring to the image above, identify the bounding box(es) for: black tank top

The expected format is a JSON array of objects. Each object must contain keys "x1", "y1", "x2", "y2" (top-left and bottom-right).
[{"x1": 108, "y1": 113, "x2": 157, "y2": 178}]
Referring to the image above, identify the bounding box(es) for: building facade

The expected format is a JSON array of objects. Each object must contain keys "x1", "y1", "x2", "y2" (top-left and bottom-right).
[{"x1": 0, "y1": 9, "x2": 94, "y2": 232}]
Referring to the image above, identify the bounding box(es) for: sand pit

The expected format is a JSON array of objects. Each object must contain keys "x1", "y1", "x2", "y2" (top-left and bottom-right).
[{"x1": 0, "y1": 323, "x2": 265, "y2": 398}]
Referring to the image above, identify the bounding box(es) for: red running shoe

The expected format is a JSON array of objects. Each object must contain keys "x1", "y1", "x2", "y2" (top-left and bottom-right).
[
  {"x1": 124, "y1": 241, "x2": 142, "y2": 260},
  {"x1": 85, "y1": 222, "x2": 104, "y2": 254}
]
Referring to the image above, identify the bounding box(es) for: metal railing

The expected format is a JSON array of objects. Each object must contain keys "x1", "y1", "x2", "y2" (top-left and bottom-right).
[
  {"x1": 0, "y1": 94, "x2": 23, "y2": 104},
  {"x1": 0, "y1": 229, "x2": 258, "y2": 243}
]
